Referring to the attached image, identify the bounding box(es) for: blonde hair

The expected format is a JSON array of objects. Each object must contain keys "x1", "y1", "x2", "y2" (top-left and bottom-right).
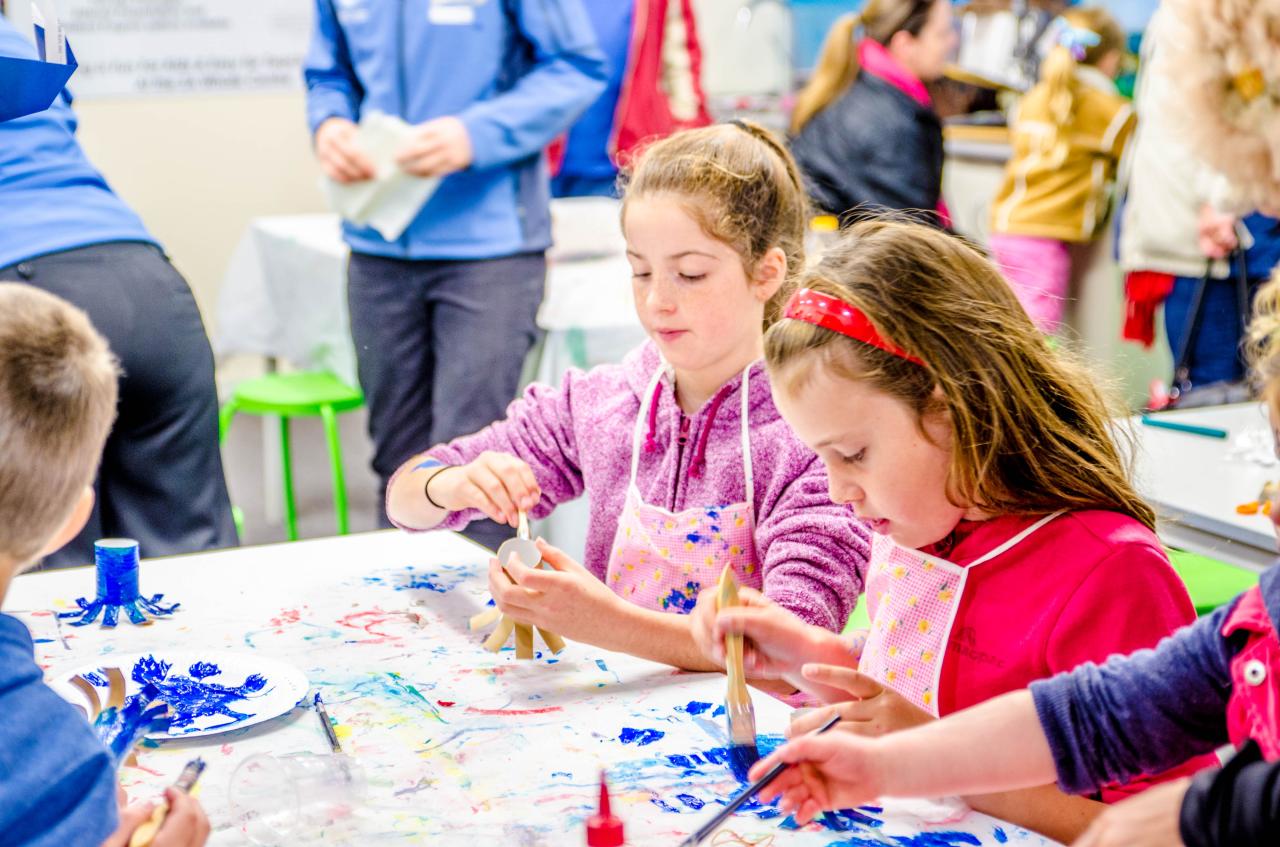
[
  {"x1": 0, "y1": 284, "x2": 118, "y2": 568},
  {"x1": 620, "y1": 121, "x2": 810, "y2": 328},
  {"x1": 1247, "y1": 269, "x2": 1280, "y2": 413},
  {"x1": 791, "y1": 0, "x2": 941, "y2": 134},
  {"x1": 1037, "y1": 7, "x2": 1127, "y2": 166},
  {"x1": 764, "y1": 220, "x2": 1156, "y2": 529}
]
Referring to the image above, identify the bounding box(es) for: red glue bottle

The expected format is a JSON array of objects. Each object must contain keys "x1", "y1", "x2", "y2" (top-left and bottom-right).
[{"x1": 587, "y1": 772, "x2": 625, "y2": 847}]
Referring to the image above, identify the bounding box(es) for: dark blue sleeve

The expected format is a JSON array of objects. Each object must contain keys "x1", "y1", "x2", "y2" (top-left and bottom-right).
[
  {"x1": 0, "y1": 616, "x2": 118, "y2": 847},
  {"x1": 302, "y1": 0, "x2": 364, "y2": 135},
  {"x1": 460, "y1": 0, "x2": 607, "y2": 170},
  {"x1": 1030, "y1": 602, "x2": 1237, "y2": 795}
]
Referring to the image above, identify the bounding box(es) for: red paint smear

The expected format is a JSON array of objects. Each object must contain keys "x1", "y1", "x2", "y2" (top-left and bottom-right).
[
  {"x1": 336, "y1": 608, "x2": 403, "y2": 642},
  {"x1": 221, "y1": 744, "x2": 234, "y2": 756},
  {"x1": 131, "y1": 764, "x2": 164, "y2": 777},
  {"x1": 28, "y1": 610, "x2": 51, "y2": 617},
  {"x1": 465, "y1": 706, "x2": 563, "y2": 716},
  {"x1": 437, "y1": 700, "x2": 456, "y2": 707}
]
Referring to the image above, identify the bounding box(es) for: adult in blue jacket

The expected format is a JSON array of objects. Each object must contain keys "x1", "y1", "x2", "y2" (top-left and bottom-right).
[
  {"x1": 0, "y1": 18, "x2": 238, "y2": 568},
  {"x1": 304, "y1": 0, "x2": 606, "y2": 548}
]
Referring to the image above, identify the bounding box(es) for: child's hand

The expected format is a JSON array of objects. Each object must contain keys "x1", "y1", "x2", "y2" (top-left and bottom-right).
[
  {"x1": 708, "y1": 588, "x2": 850, "y2": 680},
  {"x1": 488, "y1": 539, "x2": 625, "y2": 644},
  {"x1": 430, "y1": 451, "x2": 540, "y2": 527},
  {"x1": 789, "y1": 663, "x2": 935, "y2": 737},
  {"x1": 101, "y1": 789, "x2": 210, "y2": 847},
  {"x1": 1070, "y1": 777, "x2": 1189, "y2": 847},
  {"x1": 749, "y1": 732, "x2": 886, "y2": 825}
]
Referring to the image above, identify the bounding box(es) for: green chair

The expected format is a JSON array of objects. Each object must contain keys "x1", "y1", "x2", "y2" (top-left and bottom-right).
[
  {"x1": 1166, "y1": 548, "x2": 1259, "y2": 616},
  {"x1": 843, "y1": 594, "x2": 871, "y2": 635},
  {"x1": 219, "y1": 372, "x2": 364, "y2": 542}
]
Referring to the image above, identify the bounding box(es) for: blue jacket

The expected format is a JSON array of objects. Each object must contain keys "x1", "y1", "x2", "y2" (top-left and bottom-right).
[
  {"x1": 0, "y1": 614, "x2": 118, "y2": 846},
  {"x1": 0, "y1": 21, "x2": 155, "y2": 270},
  {"x1": 303, "y1": 0, "x2": 607, "y2": 260}
]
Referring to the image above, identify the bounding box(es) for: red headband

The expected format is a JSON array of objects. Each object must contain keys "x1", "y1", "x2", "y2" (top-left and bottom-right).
[{"x1": 782, "y1": 288, "x2": 925, "y2": 366}]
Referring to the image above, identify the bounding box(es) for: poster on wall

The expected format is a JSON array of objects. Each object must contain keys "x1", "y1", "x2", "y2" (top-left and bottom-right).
[{"x1": 57, "y1": 0, "x2": 311, "y2": 98}]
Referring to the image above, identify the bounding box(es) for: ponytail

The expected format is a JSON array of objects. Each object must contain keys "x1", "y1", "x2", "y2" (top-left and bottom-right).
[
  {"x1": 1037, "y1": 8, "x2": 1127, "y2": 167},
  {"x1": 791, "y1": 13, "x2": 863, "y2": 134}
]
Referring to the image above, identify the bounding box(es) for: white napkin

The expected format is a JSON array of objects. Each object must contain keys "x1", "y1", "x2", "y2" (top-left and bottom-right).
[{"x1": 323, "y1": 111, "x2": 441, "y2": 241}]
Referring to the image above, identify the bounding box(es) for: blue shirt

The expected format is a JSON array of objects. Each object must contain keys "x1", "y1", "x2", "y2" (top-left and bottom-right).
[
  {"x1": 558, "y1": 0, "x2": 634, "y2": 182},
  {"x1": 303, "y1": 0, "x2": 607, "y2": 261},
  {"x1": 1031, "y1": 565, "x2": 1280, "y2": 794},
  {"x1": 0, "y1": 21, "x2": 155, "y2": 270},
  {"x1": 0, "y1": 613, "x2": 118, "y2": 846}
]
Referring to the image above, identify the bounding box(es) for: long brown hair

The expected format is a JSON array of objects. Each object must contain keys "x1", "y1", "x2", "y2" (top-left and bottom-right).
[
  {"x1": 620, "y1": 121, "x2": 810, "y2": 328},
  {"x1": 790, "y1": 0, "x2": 941, "y2": 134},
  {"x1": 1037, "y1": 7, "x2": 1126, "y2": 166},
  {"x1": 764, "y1": 220, "x2": 1156, "y2": 529}
]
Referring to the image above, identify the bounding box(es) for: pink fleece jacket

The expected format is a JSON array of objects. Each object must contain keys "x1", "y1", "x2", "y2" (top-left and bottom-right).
[{"x1": 393, "y1": 342, "x2": 869, "y2": 631}]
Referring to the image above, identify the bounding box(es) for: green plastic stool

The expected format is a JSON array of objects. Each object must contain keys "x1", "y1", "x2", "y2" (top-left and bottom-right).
[
  {"x1": 219, "y1": 372, "x2": 364, "y2": 542},
  {"x1": 1166, "y1": 548, "x2": 1259, "y2": 616},
  {"x1": 843, "y1": 594, "x2": 871, "y2": 635}
]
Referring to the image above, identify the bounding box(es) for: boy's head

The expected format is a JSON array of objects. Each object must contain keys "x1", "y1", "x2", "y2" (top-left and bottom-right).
[{"x1": 0, "y1": 283, "x2": 117, "y2": 572}]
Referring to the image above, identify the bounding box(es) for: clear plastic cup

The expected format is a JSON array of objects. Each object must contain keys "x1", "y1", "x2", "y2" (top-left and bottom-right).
[{"x1": 228, "y1": 752, "x2": 366, "y2": 846}]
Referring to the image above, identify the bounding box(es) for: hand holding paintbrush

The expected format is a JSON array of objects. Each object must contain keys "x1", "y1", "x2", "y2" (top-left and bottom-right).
[{"x1": 717, "y1": 565, "x2": 759, "y2": 770}]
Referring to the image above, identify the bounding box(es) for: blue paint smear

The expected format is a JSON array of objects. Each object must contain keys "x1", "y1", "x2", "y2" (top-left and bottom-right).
[
  {"x1": 651, "y1": 797, "x2": 682, "y2": 814},
  {"x1": 676, "y1": 793, "x2": 705, "y2": 810},
  {"x1": 595, "y1": 659, "x2": 610, "y2": 673},
  {"x1": 660, "y1": 581, "x2": 700, "y2": 613},
  {"x1": 712, "y1": 705, "x2": 726, "y2": 717},
  {"x1": 824, "y1": 833, "x2": 984, "y2": 847},
  {"x1": 550, "y1": 771, "x2": 572, "y2": 779},
  {"x1": 992, "y1": 827, "x2": 1008, "y2": 844},
  {"x1": 131, "y1": 655, "x2": 269, "y2": 733},
  {"x1": 686, "y1": 532, "x2": 705, "y2": 545},
  {"x1": 32, "y1": 638, "x2": 54, "y2": 644},
  {"x1": 363, "y1": 564, "x2": 469, "y2": 594},
  {"x1": 680, "y1": 701, "x2": 713, "y2": 716},
  {"x1": 84, "y1": 671, "x2": 109, "y2": 687},
  {"x1": 619, "y1": 727, "x2": 665, "y2": 746}
]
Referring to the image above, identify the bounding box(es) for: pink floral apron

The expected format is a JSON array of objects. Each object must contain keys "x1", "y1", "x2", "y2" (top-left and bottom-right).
[
  {"x1": 604, "y1": 363, "x2": 760, "y2": 613},
  {"x1": 858, "y1": 512, "x2": 1063, "y2": 716}
]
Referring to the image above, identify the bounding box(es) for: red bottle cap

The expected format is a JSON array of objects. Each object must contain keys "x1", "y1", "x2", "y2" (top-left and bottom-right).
[{"x1": 587, "y1": 772, "x2": 624, "y2": 847}]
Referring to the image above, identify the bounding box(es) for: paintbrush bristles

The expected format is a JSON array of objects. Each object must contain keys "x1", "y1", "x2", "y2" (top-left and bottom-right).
[{"x1": 717, "y1": 566, "x2": 759, "y2": 749}]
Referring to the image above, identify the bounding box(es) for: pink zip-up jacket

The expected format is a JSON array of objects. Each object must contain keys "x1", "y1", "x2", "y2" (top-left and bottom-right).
[{"x1": 392, "y1": 342, "x2": 869, "y2": 630}]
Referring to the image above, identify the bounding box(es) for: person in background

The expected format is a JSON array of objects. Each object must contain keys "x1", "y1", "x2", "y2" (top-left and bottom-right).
[
  {"x1": 788, "y1": 0, "x2": 956, "y2": 226},
  {"x1": 550, "y1": 0, "x2": 712, "y2": 198},
  {"x1": 304, "y1": 0, "x2": 606, "y2": 550},
  {"x1": 988, "y1": 7, "x2": 1134, "y2": 334},
  {"x1": 0, "y1": 18, "x2": 238, "y2": 568}
]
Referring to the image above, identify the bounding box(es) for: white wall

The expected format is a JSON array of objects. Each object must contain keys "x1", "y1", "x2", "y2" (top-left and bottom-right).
[{"x1": 73, "y1": 93, "x2": 326, "y2": 337}]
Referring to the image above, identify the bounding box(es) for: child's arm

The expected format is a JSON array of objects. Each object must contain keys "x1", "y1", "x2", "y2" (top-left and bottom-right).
[
  {"x1": 754, "y1": 606, "x2": 1239, "y2": 824},
  {"x1": 386, "y1": 374, "x2": 591, "y2": 531},
  {"x1": 754, "y1": 690, "x2": 1058, "y2": 822},
  {"x1": 753, "y1": 457, "x2": 870, "y2": 633}
]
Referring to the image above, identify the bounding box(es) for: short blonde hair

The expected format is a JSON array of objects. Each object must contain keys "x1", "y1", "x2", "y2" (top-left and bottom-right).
[
  {"x1": 1247, "y1": 269, "x2": 1280, "y2": 415},
  {"x1": 0, "y1": 284, "x2": 118, "y2": 567}
]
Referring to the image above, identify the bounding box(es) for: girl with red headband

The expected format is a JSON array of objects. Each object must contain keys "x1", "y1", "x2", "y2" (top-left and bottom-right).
[
  {"x1": 695, "y1": 220, "x2": 1213, "y2": 842},
  {"x1": 384, "y1": 122, "x2": 869, "y2": 676}
]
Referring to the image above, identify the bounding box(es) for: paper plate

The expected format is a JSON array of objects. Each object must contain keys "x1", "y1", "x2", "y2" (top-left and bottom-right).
[{"x1": 50, "y1": 651, "x2": 309, "y2": 739}]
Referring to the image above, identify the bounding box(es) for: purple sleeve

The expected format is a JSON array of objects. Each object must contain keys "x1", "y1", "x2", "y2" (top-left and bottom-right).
[
  {"x1": 755, "y1": 455, "x2": 870, "y2": 632},
  {"x1": 1030, "y1": 601, "x2": 1237, "y2": 795},
  {"x1": 387, "y1": 372, "x2": 589, "y2": 532}
]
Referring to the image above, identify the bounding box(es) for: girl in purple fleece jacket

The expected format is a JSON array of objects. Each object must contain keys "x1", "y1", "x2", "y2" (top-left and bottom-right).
[{"x1": 386, "y1": 122, "x2": 870, "y2": 673}]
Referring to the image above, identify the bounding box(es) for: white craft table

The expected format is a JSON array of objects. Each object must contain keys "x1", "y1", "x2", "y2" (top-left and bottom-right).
[
  {"x1": 1129, "y1": 403, "x2": 1279, "y2": 570},
  {"x1": 6, "y1": 530, "x2": 1052, "y2": 846}
]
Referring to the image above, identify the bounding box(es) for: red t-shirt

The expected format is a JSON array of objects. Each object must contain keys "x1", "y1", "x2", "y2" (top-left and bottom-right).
[{"x1": 921, "y1": 510, "x2": 1214, "y2": 800}]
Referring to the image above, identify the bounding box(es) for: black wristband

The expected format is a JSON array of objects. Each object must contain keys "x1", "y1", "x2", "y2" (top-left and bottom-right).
[{"x1": 423, "y1": 465, "x2": 454, "y2": 510}]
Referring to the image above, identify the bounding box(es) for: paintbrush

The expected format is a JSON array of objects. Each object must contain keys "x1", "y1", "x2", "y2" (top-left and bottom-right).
[
  {"x1": 677, "y1": 713, "x2": 842, "y2": 847},
  {"x1": 313, "y1": 691, "x2": 342, "y2": 753},
  {"x1": 128, "y1": 757, "x2": 206, "y2": 847},
  {"x1": 717, "y1": 565, "x2": 757, "y2": 772}
]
